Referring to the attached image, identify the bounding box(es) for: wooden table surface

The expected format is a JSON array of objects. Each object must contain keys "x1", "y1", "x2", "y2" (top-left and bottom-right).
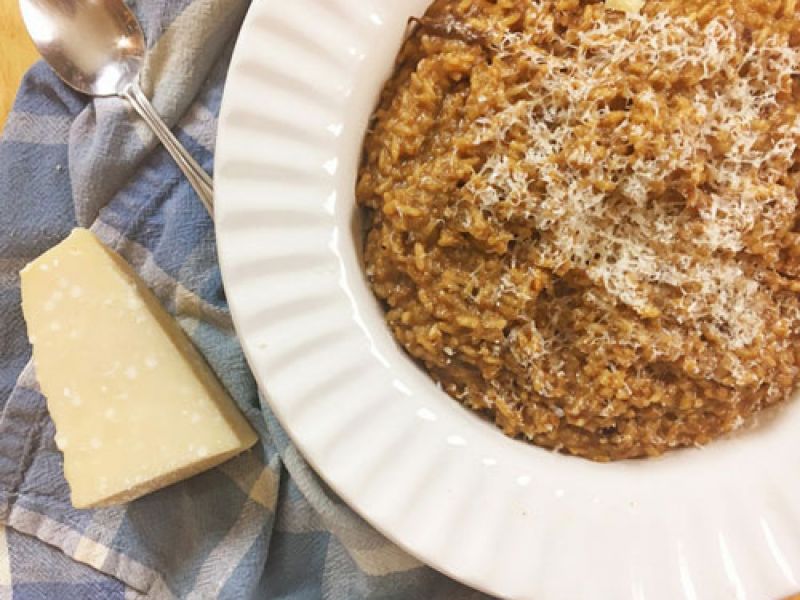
[
  {"x1": 0, "y1": 1, "x2": 800, "y2": 597},
  {"x1": 0, "y1": 0, "x2": 39, "y2": 130},
  {"x1": 0, "y1": 0, "x2": 36, "y2": 583}
]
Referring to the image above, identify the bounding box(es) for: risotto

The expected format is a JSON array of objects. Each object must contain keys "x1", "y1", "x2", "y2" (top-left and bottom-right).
[{"x1": 356, "y1": 0, "x2": 800, "y2": 460}]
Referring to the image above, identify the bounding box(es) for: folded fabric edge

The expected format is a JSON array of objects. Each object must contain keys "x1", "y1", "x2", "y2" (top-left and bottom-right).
[{"x1": 0, "y1": 501, "x2": 169, "y2": 597}]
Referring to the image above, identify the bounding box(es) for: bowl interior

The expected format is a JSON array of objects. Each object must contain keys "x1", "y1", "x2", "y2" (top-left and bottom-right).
[{"x1": 332, "y1": 0, "x2": 800, "y2": 488}]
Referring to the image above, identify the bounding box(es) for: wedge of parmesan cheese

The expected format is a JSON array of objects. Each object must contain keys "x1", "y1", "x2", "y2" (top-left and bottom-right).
[
  {"x1": 605, "y1": 0, "x2": 645, "y2": 14},
  {"x1": 20, "y1": 228, "x2": 258, "y2": 508}
]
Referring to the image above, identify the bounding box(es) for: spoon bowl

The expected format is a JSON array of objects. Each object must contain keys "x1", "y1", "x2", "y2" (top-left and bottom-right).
[
  {"x1": 19, "y1": 0, "x2": 214, "y2": 213},
  {"x1": 20, "y1": 0, "x2": 145, "y2": 97}
]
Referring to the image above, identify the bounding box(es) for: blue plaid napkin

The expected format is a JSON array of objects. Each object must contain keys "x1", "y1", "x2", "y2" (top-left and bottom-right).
[{"x1": 0, "y1": 0, "x2": 490, "y2": 598}]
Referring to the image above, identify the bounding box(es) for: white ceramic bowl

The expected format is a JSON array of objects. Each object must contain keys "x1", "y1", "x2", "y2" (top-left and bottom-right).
[{"x1": 215, "y1": 1, "x2": 800, "y2": 598}]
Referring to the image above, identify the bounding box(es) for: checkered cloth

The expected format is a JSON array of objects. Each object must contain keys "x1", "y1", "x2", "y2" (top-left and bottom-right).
[{"x1": 0, "y1": 0, "x2": 490, "y2": 598}]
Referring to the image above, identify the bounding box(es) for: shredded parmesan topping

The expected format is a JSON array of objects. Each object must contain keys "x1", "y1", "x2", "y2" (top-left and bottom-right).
[
  {"x1": 464, "y1": 9, "x2": 800, "y2": 363},
  {"x1": 606, "y1": 0, "x2": 645, "y2": 13},
  {"x1": 359, "y1": 0, "x2": 800, "y2": 459}
]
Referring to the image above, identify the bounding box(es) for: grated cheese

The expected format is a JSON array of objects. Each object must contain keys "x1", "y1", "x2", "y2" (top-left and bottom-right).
[
  {"x1": 357, "y1": 0, "x2": 800, "y2": 459},
  {"x1": 606, "y1": 0, "x2": 645, "y2": 14},
  {"x1": 463, "y1": 8, "x2": 800, "y2": 359}
]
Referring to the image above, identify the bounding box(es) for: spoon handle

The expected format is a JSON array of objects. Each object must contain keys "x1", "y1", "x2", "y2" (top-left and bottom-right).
[{"x1": 122, "y1": 82, "x2": 214, "y2": 215}]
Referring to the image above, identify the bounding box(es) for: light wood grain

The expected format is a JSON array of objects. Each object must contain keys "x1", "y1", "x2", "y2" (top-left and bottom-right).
[{"x1": 0, "y1": 0, "x2": 39, "y2": 131}]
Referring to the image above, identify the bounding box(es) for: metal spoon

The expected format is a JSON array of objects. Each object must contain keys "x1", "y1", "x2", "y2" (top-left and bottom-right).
[{"x1": 19, "y1": 0, "x2": 214, "y2": 215}]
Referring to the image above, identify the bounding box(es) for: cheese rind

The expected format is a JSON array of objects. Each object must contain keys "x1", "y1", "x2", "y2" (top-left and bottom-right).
[{"x1": 20, "y1": 228, "x2": 258, "y2": 508}]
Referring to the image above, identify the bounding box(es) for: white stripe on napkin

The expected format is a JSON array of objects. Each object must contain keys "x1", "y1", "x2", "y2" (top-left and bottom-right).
[
  {"x1": 2, "y1": 114, "x2": 71, "y2": 145},
  {"x1": 180, "y1": 103, "x2": 217, "y2": 153},
  {"x1": 0, "y1": 526, "x2": 11, "y2": 598},
  {"x1": 72, "y1": 509, "x2": 126, "y2": 572},
  {"x1": 133, "y1": 0, "x2": 248, "y2": 150},
  {"x1": 219, "y1": 452, "x2": 279, "y2": 510},
  {"x1": 187, "y1": 497, "x2": 266, "y2": 598}
]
